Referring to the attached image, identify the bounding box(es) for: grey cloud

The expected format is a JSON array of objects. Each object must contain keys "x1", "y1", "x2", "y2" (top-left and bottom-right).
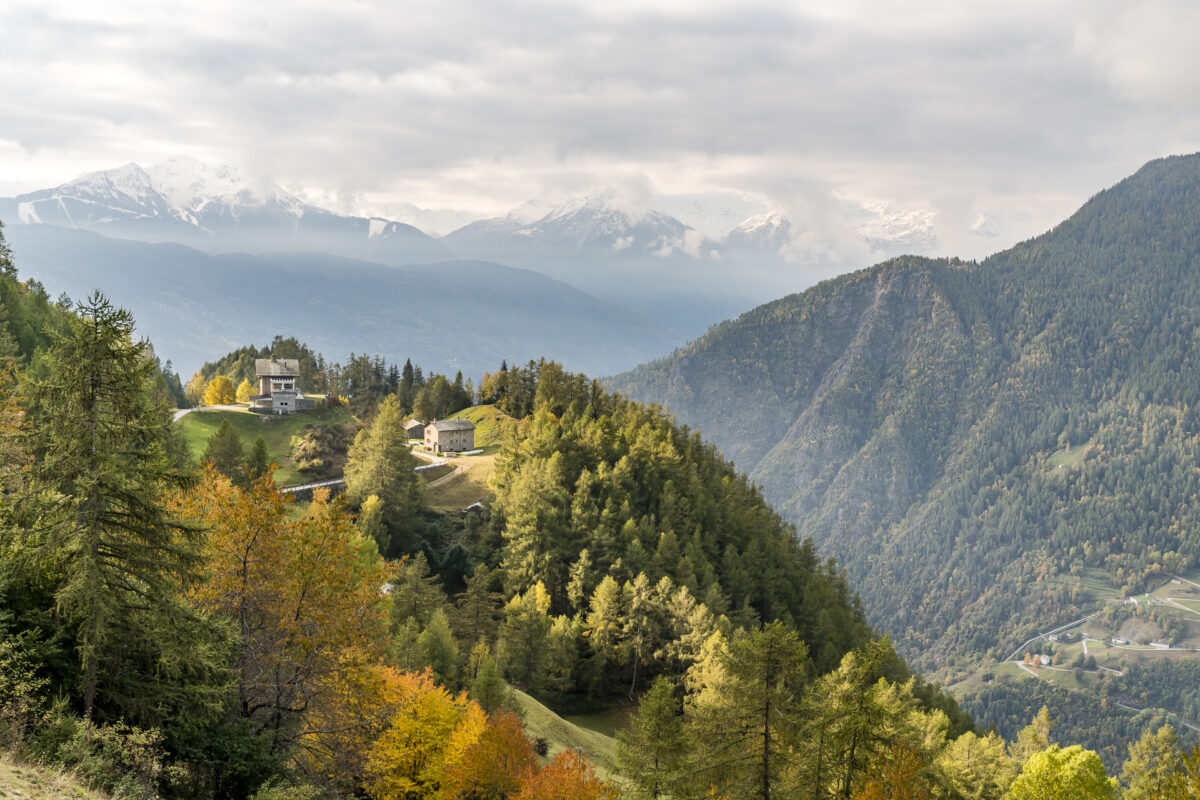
[{"x1": 1, "y1": 0, "x2": 1198, "y2": 264}]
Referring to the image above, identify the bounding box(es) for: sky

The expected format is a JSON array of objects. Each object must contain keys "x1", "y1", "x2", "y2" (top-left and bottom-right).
[{"x1": 2, "y1": 0, "x2": 1199, "y2": 262}]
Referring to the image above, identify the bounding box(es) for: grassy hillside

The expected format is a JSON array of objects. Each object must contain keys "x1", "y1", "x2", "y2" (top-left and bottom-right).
[
  {"x1": 512, "y1": 690, "x2": 622, "y2": 782},
  {"x1": 176, "y1": 405, "x2": 355, "y2": 485},
  {"x1": 442, "y1": 404, "x2": 518, "y2": 451},
  {"x1": 0, "y1": 751, "x2": 107, "y2": 800}
]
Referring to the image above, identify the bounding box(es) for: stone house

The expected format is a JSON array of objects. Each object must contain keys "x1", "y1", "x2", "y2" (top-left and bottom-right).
[
  {"x1": 425, "y1": 419, "x2": 475, "y2": 453},
  {"x1": 249, "y1": 358, "x2": 314, "y2": 414},
  {"x1": 404, "y1": 419, "x2": 426, "y2": 439}
]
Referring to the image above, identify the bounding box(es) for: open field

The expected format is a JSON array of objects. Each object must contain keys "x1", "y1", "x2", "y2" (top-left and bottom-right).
[
  {"x1": 176, "y1": 405, "x2": 355, "y2": 486},
  {"x1": 424, "y1": 454, "x2": 496, "y2": 513}
]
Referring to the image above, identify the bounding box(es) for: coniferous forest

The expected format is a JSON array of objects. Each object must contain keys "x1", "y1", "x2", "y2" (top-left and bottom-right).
[{"x1": 5, "y1": 154, "x2": 1200, "y2": 800}]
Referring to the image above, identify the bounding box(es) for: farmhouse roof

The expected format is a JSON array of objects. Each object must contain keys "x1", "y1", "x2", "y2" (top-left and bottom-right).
[
  {"x1": 429, "y1": 419, "x2": 475, "y2": 432},
  {"x1": 404, "y1": 419, "x2": 426, "y2": 430},
  {"x1": 255, "y1": 358, "x2": 300, "y2": 377}
]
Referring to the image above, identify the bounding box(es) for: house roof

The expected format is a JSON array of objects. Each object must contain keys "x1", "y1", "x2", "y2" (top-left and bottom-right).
[
  {"x1": 255, "y1": 358, "x2": 300, "y2": 378},
  {"x1": 428, "y1": 419, "x2": 475, "y2": 432},
  {"x1": 404, "y1": 419, "x2": 426, "y2": 430}
]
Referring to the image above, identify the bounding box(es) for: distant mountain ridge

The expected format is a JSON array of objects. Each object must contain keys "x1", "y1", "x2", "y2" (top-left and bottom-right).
[
  {"x1": 612, "y1": 153, "x2": 1200, "y2": 675},
  {"x1": 0, "y1": 158, "x2": 451, "y2": 265},
  {"x1": 6, "y1": 224, "x2": 676, "y2": 378}
]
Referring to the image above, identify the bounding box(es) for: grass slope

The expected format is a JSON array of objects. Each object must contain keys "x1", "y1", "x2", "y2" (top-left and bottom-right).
[
  {"x1": 0, "y1": 751, "x2": 105, "y2": 800},
  {"x1": 423, "y1": 405, "x2": 517, "y2": 512},
  {"x1": 176, "y1": 405, "x2": 355, "y2": 486},
  {"x1": 512, "y1": 690, "x2": 622, "y2": 782},
  {"x1": 443, "y1": 404, "x2": 518, "y2": 452}
]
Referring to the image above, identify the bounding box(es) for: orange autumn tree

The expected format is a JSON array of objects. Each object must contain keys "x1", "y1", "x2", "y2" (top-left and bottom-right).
[
  {"x1": 176, "y1": 469, "x2": 395, "y2": 762},
  {"x1": 442, "y1": 709, "x2": 539, "y2": 800},
  {"x1": 515, "y1": 749, "x2": 618, "y2": 800}
]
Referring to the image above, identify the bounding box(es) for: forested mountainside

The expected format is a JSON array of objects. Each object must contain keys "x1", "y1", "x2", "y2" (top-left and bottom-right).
[{"x1": 612, "y1": 153, "x2": 1200, "y2": 674}]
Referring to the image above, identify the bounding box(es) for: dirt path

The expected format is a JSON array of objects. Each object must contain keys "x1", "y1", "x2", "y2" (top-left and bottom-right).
[
  {"x1": 426, "y1": 464, "x2": 466, "y2": 488},
  {"x1": 173, "y1": 403, "x2": 244, "y2": 422}
]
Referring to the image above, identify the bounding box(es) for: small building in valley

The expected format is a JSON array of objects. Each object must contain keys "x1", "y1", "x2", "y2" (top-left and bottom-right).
[
  {"x1": 404, "y1": 419, "x2": 426, "y2": 439},
  {"x1": 249, "y1": 358, "x2": 314, "y2": 415},
  {"x1": 425, "y1": 419, "x2": 475, "y2": 453}
]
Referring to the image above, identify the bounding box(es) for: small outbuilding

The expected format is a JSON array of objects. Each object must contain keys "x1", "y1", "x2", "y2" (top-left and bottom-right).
[
  {"x1": 404, "y1": 419, "x2": 425, "y2": 439},
  {"x1": 425, "y1": 419, "x2": 475, "y2": 453}
]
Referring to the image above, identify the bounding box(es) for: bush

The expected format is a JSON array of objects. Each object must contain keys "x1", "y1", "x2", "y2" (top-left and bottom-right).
[
  {"x1": 50, "y1": 717, "x2": 179, "y2": 800},
  {"x1": 0, "y1": 633, "x2": 48, "y2": 749}
]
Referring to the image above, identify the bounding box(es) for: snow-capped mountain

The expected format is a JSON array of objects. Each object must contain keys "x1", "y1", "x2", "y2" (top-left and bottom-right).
[
  {"x1": 842, "y1": 198, "x2": 938, "y2": 256},
  {"x1": 445, "y1": 190, "x2": 717, "y2": 262},
  {"x1": 2, "y1": 159, "x2": 450, "y2": 266},
  {"x1": 723, "y1": 211, "x2": 793, "y2": 254}
]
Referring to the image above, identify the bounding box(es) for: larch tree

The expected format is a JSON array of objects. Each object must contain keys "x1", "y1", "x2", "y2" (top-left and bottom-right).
[
  {"x1": 1006, "y1": 745, "x2": 1116, "y2": 800},
  {"x1": 618, "y1": 676, "x2": 687, "y2": 800},
  {"x1": 21, "y1": 292, "x2": 199, "y2": 720},
  {"x1": 178, "y1": 473, "x2": 394, "y2": 757},
  {"x1": 343, "y1": 393, "x2": 423, "y2": 556},
  {"x1": 683, "y1": 621, "x2": 811, "y2": 800}
]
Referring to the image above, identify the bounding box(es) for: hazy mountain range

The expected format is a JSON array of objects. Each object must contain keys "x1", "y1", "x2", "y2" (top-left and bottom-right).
[{"x1": 1, "y1": 159, "x2": 942, "y2": 346}]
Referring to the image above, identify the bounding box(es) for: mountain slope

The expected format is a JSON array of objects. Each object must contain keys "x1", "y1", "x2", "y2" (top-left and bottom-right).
[
  {"x1": 612, "y1": 153, "x2": 1200, "y2": 672},
  {"x1": 5, "y1": 224, "x2": 676, "y2": 378}
]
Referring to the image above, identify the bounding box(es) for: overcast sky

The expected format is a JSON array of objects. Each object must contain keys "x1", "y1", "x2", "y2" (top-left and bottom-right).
[{"x1": 2, "y1": 0, "x2": 1198, "y2": 262}]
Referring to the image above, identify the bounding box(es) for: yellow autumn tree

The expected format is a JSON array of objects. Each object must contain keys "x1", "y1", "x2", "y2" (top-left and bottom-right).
[
  {"x1": 235, "y1": 377, "x2": 255, "y2": 403},
  {"x1": 203, "y1": 374, "x2": 236, "y2": 405},
  {"x1": 176, "y1": 471, "x2": 395, "y2": 769},
  {"x1": 361, "y1": 668, "x2": 487, "y2": 800}
]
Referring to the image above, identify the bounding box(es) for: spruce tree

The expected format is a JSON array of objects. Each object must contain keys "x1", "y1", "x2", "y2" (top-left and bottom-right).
[
  {"x1": 203, "y1": 419, "x2": 247, "y2": 486},
  {"x1": 246, "y1": 434, "x2": 270, "y2": 481},
  {"x1": 21, "y1": 292, "x2": 200, "y2": 720}
]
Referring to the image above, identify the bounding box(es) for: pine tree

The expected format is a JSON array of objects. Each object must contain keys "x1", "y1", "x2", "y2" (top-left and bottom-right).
[
  {"x1": 454, "y1": 564, "x2": 502, "y2": 648},
  {"x1": 21, "y1": 292, "x2": 200, "y2": 720},
  {"x1": 417, "y1": 609, "x2": 459, "y2": 687},
  {"x1": 203, "y1": 418, "x2": 247, "y2": 486}
]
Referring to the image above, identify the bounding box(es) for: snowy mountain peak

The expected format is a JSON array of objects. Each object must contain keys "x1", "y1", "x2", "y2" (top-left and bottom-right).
[
  {"x1": 736, "y1": 210, "x2": 790, "y2": 235},
  {"x1": 69, "y1": 162, "x2": 158, "y2": 205},
  {"x1": 145, "y1": 157, "x2": 301, "y2": 215}
]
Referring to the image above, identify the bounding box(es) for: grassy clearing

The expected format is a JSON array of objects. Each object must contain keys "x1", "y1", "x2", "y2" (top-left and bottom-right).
[
  {"x1": 1047, "y1": 440, "x2": 1093, "y2": 470},
  {"x1": 512, "y1": 690, "x2": 621, "y2": 782},
  {"x1": 426, "y1": 454, "x2": 497, "y2": 513},
  {"x1": 0, "y1": 750, "x2": 103, "y2": 800},
  {"x1": 176, "y1": 406, "x2": 355, "y2": 486}
]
